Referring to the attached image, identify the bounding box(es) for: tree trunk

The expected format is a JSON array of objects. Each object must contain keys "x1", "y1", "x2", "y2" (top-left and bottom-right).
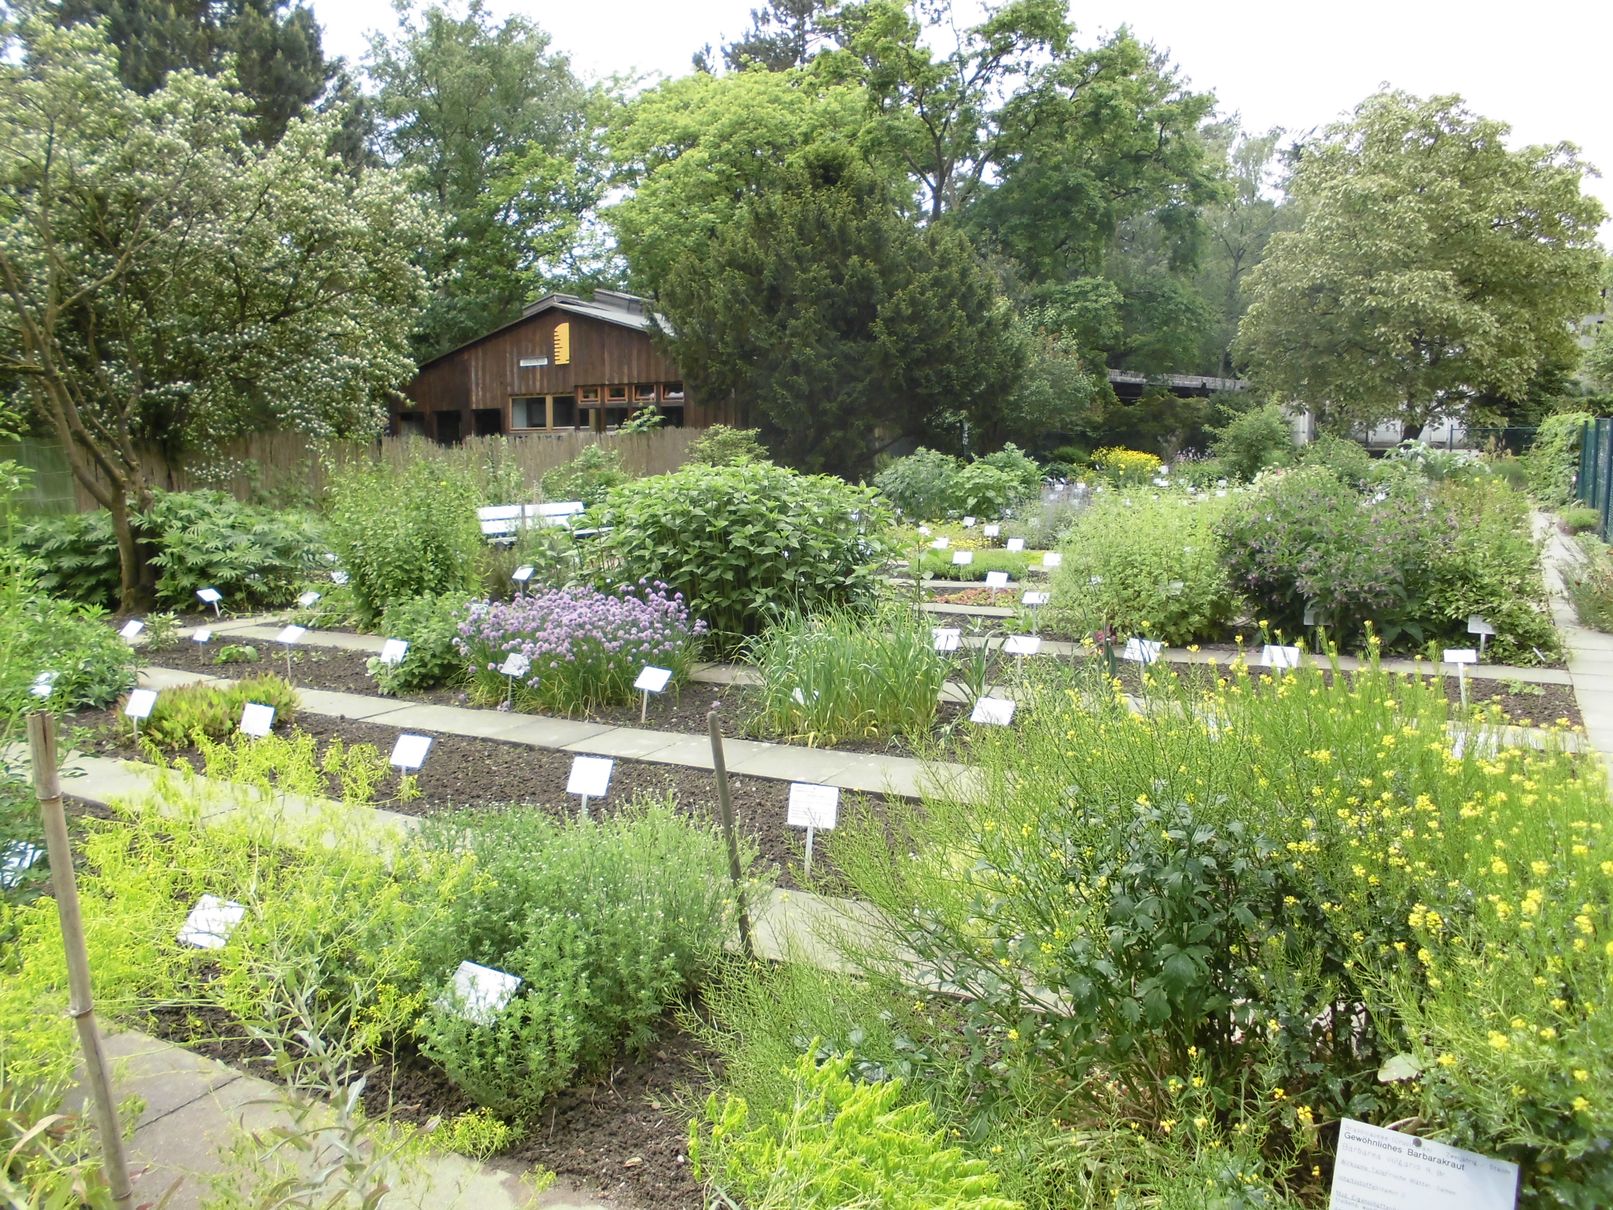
[{"x1": 109, "y1": 484, "x2": 159, "y2": 613}]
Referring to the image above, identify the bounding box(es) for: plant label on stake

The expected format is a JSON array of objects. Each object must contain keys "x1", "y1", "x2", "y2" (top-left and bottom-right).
[
  {"x1": 567, "y1": 755, "x2": 614, "y2": 818},
  {"x1": 512, "y1": 565, "x2": 535, "y2": 589},
  {"x1": 1260, "y1": 644, "x2": 1301, "y2": 671},
  {"x1": 984, "y1": 570, "x2": 1009, "y2": 602},
  {"x1": 1121, "y1": 637, "x2": 1162, "y2": 666},
  {"x1": 1006, "y1": 538, "x2": 1025, "y2": 553},
  {"x1": 633, "y1": 665, "x2": 672, "y2": 723},
  {"x1": 379, "y1": 639, "x2": 408, "y2": 666},
  {"x1": 177, "y1": 894, "x2": 246, "y2": 949},
  {"x1": 30, "y1": 671, "x2": 57, "y2": 699},
  {"x1": 119, "y1": 619, "x2": 145, "y2": 641},
  {"x1": 970, "y1": 696, "x2": 1015, "y2": 726},
  {"x1": 1467, "y1": 614, "x2": 1495, "y2": 659},
  {"x1": 196, "y1": 587, "x2": 222, "y2": 617},
  {"x1": 389, "y1": 733, "x2": 432, "y2": 774},
  {"x1": 193, "y1": 627, "x2": 212, "y2": 645},
  {"x1": 297, "y1": 591, "x2": 321, "y2": 609},
  {"x1": 932, "y1": 627, "x2": 962, "y2": 653},
  {"x1": 1444, "y1": 647, "x2": 1478, "y2": 711},
  {"x1": 124, "y1": 688, "x2": 157, "y2": 741},
  {"x1": 1303, "y1": 603, "x2": 1318, "y2": 627},
  {"x1": 1005, "y1": 635, "x2": 1042, "y2": 656},
  {"x1": 951, "y1": 550, "x2": 974, "y2": 568},
  {"x1": 331, "y1": 570, "x2": 349, "y2": 586},
  {"x1": 1330, "y1": 1117, "x2": 1518, "y2": 1210},
  {"x1": 0, "y1": 841, "x2": 43, "y2": 891},
  {"x1": 962, "y1": 515, "x2": 976, "y2": 527},
  {"x1": 239, "y1": 702, "x2": 275, "y2": 738},
  {"x1": 787, "y1": 783, "x2": 839, "y2": 879},
  {"x1": 1021, "y1": 590, "x2": 1049, "y2": 634},
  {"x1": 930, "y1": 536, "x2": 950, "y2": 550},
  {"x1": 443, "y1": 960, "x2": 521, "y2": 1025},
  {"x1": 499, "y1": 652, "x2": 530, "y2": 707},
  {"x1": 1042, "y1": 552, "x2": 1063, "y2": 570},
  {"x1": 982, "y1": 523, "x2": 1001, "y2": 538},
  {"x1": 276, "y1": 624, "x2": 306, "y2": 680}
]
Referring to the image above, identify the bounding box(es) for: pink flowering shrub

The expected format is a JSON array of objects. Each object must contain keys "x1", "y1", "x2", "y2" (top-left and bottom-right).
[{"x1": 456, "y1": 580, "x2": 705, "y2": 715}]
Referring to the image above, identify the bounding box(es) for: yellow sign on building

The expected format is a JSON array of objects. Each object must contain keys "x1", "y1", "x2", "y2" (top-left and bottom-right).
[{"x1": 554, "y1": 321, "x2": 571, "y2": 365}]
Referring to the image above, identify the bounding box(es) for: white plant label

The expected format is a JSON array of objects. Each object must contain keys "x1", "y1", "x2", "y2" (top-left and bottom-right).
[
  {"x1": 1042, "y1": 552, "x2": 1063, "y2": 569},
  {"x1": 1121, "y1": 638, "x2": 1162, "y2": 666},
  {"x1": 951, "y1": 550, "x2": 974, "y2": 567},
  {"x1": 1304, "y1": 604, "x2": 1319, "y2": 626},
  {"x1": 1466, "y1": 615, "x2": 1496, "y2": 637},
  {"x1": 982, "y1": 524, "x2": 1001, "y2": 538},
  {"x1": 178, "y1": 895, "x2": 246, "y2": 950},
  {"x1": 790, "y1": 687, "x2": 820, "y2": 707},
  {"x1": 512, "y1": 565, "x2": 535, "y2": 583},
  {"x1": 1005, "y1": 538, "x2": 1025, "y2": 552},
  {"x1": 1330, "y1": 1117, "x2": 1517, "y2": 1210},
  {"x1": 1215, "y1": 488, "x2": 1228, "y2": 497},
  {"x1": 444, "y1": 961, "x2": 521, "y2": 1025},
  {"x1": 30, "y1": 672, "x2": 57, "y2": 699},
  {"x1": 1261, "y1": 644, "x2": 1301, "y2": 670},
  {"x1": 276, "y1": 625, "x2": 306, "y2": 646},
  {"x1": 379, "y1": 638, "x2": 409, "y2": 666},
  {"x1": 389, "y1": 733, "x2": 433, "y2": 771},
  {"x1": 567, "y1": 755, "x2": 614, "y2": 799},
  {"x1": 499, "y1": 652, "x2": 531, "y2": 678},
  {"x1": 239, "y1": 702, "x2": 275, "y2": 738},
  {"x1": 787, "y1": 783, "x2": 840, "y2": 830},
  {"x1": 119, "y1": 620, "x2": 145, "y2": 640},
  {"x1": 1021, "y1": 591, "x2": 1050, "y2": 608},
  {"x1": 931, "y1": 627, "x2": 962, "y2": 653},
  {"x1": 196, "y1": 588, "x2": 222, "y2": 605},
  {"x1": 970, "y1": 696, "x2": 1016, "y2": 726},
  {"x1": 0, "y1": 841, "x2": 43, "y2": 890},
  {"x1": 331, "y1": 570, "x2": 349, "y2": 586},
  {"x1": 124, "y1": 688, "x2": 158, "y2": 720},
  {"x1": 1452, "y1": 730, "x2": 1499, "y2": 761},
  {"x1": 1444, "y1": 648, "x2": 1479, "y2": 666},
  {"x1": 1005, "y1": 635, "x2": 1042, "y2": 656},
  {"x1": 930, "y1": 536, "x2": 950, "y2": 550},
  {"x1": 1090, "y1": 575, "x2": 1104, "y2": 586},
  {"x1": 634, "y1": 665, "x2": 673, "y2": 693},
  {"x1": 962, "y1": 515, "x2": 976, "y2": 527},
  {"x1": 984, "y1": 571, "x2": 1010, "y2": 589},
  {"x1": 297, "y1": 591, "x2": 321, "y2": 608},
  {"x1": 193, "y1": 628, "x2": 212, "y2": 644},
  {"x1": 917, "y1": 525, "x2": 931, "y2": 535}
]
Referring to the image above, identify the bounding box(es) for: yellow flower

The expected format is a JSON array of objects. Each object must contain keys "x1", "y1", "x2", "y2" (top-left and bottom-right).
[
  {"x1": 1271, "y1": 1088, "x2": 1286, "y2": 1101},
  {"x1": 1488, "y1": 1032, "x2": 1511, "y2": 1051},
  {"x1": 1436, "y1": 1053, "x2": 1457, "y2": 1068},
  {"x1": 1007, "y1": 1028, "x2": 1019, "y2": 1042},
  {"x1": 1574, "y1": 1097, "x2": 1591, "y2": 1114}
]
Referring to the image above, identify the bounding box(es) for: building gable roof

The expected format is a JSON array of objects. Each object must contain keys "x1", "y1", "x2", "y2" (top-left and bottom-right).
[{"x1": 417, "y1": 291, "x2": 660, "y2": 369}]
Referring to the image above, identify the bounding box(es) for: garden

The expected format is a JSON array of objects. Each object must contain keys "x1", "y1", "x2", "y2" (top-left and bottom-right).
[{"x1": 4, "y1": 418, "x2": 1610, "y2": 1209}]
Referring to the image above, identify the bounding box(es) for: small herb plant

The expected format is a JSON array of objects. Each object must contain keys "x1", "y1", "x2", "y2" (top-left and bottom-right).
[{"x1": 140, "y1": 674, "x2": 298, "y2": 749}]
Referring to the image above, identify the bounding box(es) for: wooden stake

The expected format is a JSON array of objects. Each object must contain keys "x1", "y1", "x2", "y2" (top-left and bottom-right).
[
  {"x1": 28, "y1": 714, "x2": 133, "y2": 1210},
  {"x1": 707, "y1": 710, "x2": 754, "y2": 961}
]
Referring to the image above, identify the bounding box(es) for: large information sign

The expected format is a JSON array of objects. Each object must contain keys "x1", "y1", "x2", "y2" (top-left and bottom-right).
[{"x1": 1330, "y1": 1119, "x2": 1517, "y2": 1210}]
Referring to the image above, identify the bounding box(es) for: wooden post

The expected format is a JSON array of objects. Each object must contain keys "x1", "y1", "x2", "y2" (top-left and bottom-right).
[
  {"x1": 707, "y1": 710, "x2": 754, "y2": 961},
  {"x1": 28, "y1": 714, "x2": 134, "y2": 1210}
]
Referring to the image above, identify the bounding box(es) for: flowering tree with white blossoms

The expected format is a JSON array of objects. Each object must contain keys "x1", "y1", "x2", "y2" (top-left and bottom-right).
[{"x1": 0, "y1": 21, "x2": 434, "y2": 608}]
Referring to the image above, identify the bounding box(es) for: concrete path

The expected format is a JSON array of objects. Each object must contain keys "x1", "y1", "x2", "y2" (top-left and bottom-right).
[
  {"x1": 139, "y1": 665, "x2": 976, "y2": 802},
  {"x1": 68, "y1": 1030, "x2": 609, "y2": 1210},
  {"x1": 1538, "y1": 516, "x2": 1613, "y2": 778}
]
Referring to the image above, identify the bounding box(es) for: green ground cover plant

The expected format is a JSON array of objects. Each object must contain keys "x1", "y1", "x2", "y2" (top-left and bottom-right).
[
  {"x1": 815, "y1": 653, "x2": 1607, "y2": 1207},
  {"x1": 368, "y1": 592, "x2": 474, "y2": 695},
  {"x1": 910, "y1": 548, "x2": 1039, "y2": 581},
  {"x1": 598, "y1": 460, "x2": 887, "y2": 653},
  {"x1": 1047, "y1": 491, "x2": 1236, "y2": 645},
  {"x1": 746, "y1": 605, "x2": 947, "y2": 746},
  {"x1": 1560, "y1": 505, "x2": 1601, "y2": 535},
  {"x1": 140, "y1": 674, "x2": 298, "y2": 749},
  {"x1": 325, "y1": 459, "x2": 483, "y2": 624},
  {"x1": 1568, "y1": 535, "x2": 1613, "y2": 632}
]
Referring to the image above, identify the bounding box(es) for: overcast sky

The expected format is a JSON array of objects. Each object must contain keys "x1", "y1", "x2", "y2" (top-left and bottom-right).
[{"x1": 313, "y1": 0, "x2": 1613, "y2": 241}]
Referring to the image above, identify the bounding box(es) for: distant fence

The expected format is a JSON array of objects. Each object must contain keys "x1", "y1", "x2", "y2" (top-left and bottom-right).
[
  {"x1": 3, "y1": 428, "x2": 704, "y2": 515},
  {"x1": 1578, "y1": 419, "x2": 1613, "y2": 539}
]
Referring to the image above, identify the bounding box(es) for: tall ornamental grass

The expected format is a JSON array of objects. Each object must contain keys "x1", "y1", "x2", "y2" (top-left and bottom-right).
[
  {"x1": 827, "y1": 649, "x2": 1611, "y2": 1206},
  {"x1": 746, "y1": 605, "x2": 946, "y2": 746},
  {"x1": 456, "y1": 580, "x2": 703, "y2": 715}
]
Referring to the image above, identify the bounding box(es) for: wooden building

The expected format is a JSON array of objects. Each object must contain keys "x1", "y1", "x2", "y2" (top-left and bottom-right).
[{"x1": 395, "y1": 290, "x2": 735, "y2": 442}]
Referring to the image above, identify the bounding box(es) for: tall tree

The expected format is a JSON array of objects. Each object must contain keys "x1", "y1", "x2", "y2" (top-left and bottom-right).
[
  {"x1": 0, "y1": 22, "x2": 430, "y2": 608},
  {"x1": 46, "y1": 0, "x2": 331, "y2": 144},
  {"x1": 368, "y1": 0, "x2": 610, "y2": 358},
  {"x1": 826, "y1": 0, "x2": 1071, "y2": 221},
  {"x1": 655, "y1": 144, "x2": 1023, "y2": 474},
  {"x1": 1237, "y1": 91, "x2": 1605, "y2": 436},
  {"x1": 720, "y1": 0, "x2": 838, "y2": 71}
]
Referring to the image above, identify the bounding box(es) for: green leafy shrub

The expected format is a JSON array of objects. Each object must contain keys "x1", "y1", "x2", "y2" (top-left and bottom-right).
[
  {"x1": 142, "y1": 674, "x2": 299, "y2": 749},
  {"x1": 1298, "y1": 433, "x2": 1375, "y2": 486},
  {"x1": 1383, "y1": 439, "x2": 1489, "y2": 481},
  {"x1": 1210, "y1": 403, "x2": 1293, "y2": 481},
  {"x1": 690, "y1": 1049, "x2": 1021, "y2": 1210},
  {"x1": 950, "y1": 462, "x2": 1026, "y2": 519},
  {"x1": 686, "y1": 425, "x2": 768, "y2": 466},
  {"x1": 0, "y1": 585, "x2": 137, "y2": 717},
  {"x1": 976, "y1": 443, "x2": 1042, "y2": 500},
  {"x1": 325, "y1": 459, "x2": 483, "y2": 624},
  {"x1": 368, "y1": 593, "x2": 473, "y2": 695},
  {"x1": 1570, "y1": 535, "x2": 1613, "y2": 632},
  {"x1": 540, "y1": 445, "x2": 628, "y2": 508},
  {"x1": 477, "y1": 523, "x2": 577, "y2": 599},
  {"x1": 1523, "y1": 411, "x2": 1592, "y2": 506},
  {"x1": 18, "y1": 490, "x2": 324, "y2": 611},
  {"x1": 746, "y1": 606, "x2": 946, "y2": 746},
  {"x1": 412, "y1": 799, "x2": 755, "y2": 1120},
  {"x1": 874, "y1": 447, "x2": 963, "y2": 520},
  {"x1": 1049, "y1": 492, "x2": 1236, "y2": 645},
  {"x1": 598, "y1": 461, "x2": 887, "y2": 653}
]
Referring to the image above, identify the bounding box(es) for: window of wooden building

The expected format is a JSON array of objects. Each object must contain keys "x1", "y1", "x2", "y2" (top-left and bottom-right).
[
  {"x1": 512, "y1": 395, "x2": 580, "y2": 431},
  {"x1": 662, "y1": 382, "x2": 685, "y2": 401},
  {"x1": 578, "y1": 386, "x2": 601, "y2": 404},
  {"x1": 634, "y1": 383, "x2": 658, "y2": 403},
  {"x1": 605, "y1": 385, "x2": 628, "y2": 404}
]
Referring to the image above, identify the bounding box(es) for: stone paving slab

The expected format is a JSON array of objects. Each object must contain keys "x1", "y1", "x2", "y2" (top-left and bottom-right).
[
  {"x1": 139, "y1": 666, "x2": 220, "y2": 691},
  {"x1": 294, "y1": 687, "x2": 414, "y2": 722},
  {"x1": 723, "y1": 740, "x2": 859, "y2": 784}
]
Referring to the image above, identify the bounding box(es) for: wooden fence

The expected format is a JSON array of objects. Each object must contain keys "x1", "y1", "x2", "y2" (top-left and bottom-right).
[{"x1": 5, "y1": 428, "x2": 706, "y2": 514}]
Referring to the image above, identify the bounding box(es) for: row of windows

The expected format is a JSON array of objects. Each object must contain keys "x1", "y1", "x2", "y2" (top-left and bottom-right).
[{"x1": 511, "y1": 393, "x2": 688, "y2": 431}]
